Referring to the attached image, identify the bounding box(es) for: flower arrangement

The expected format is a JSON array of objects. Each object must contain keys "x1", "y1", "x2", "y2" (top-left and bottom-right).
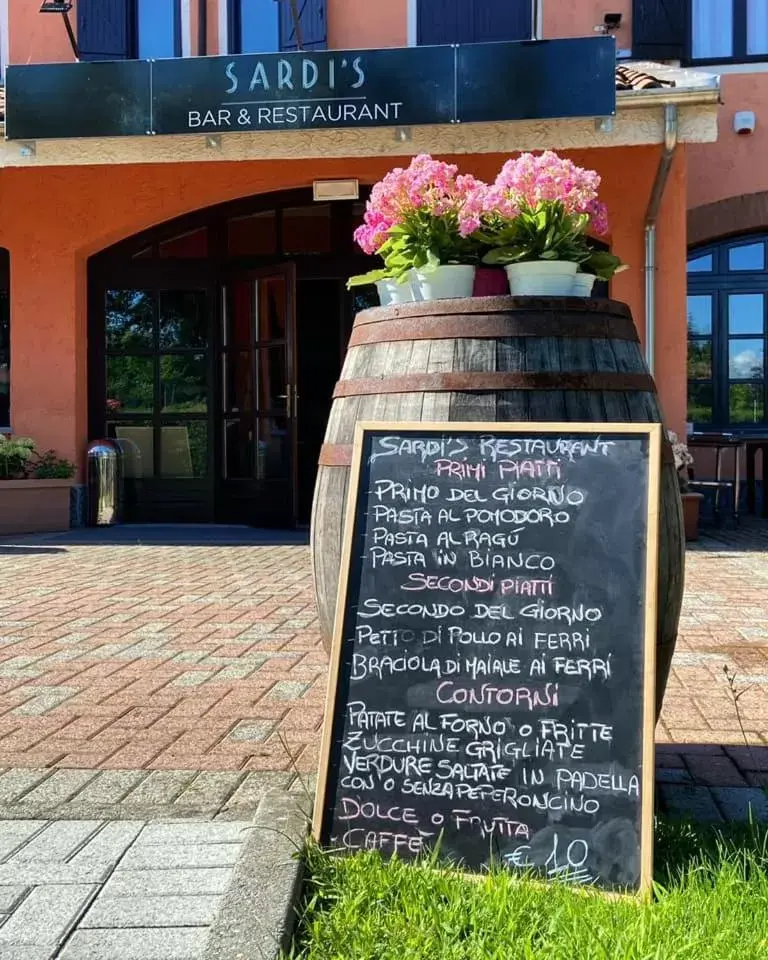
[
  {"x1": 350, "y1": 151, "x2": 626, "y2": 300},
  {"x1": 473, "y1": 151, "x2": 624, "y2": 280},
  {"x1": 668, "y1": 431, "x2": 694, "y2": 492},
  {"x1": 348, "y1": 154, "x2": 484, "y2": 288}
]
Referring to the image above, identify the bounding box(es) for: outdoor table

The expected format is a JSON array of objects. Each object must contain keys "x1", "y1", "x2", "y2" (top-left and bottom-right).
[
  {"x1": 745, "y1": 436, "x2": 768, "y2": 518},
  {"x1": 687, "y1": 433, "x2": 745, "y2": 524}
]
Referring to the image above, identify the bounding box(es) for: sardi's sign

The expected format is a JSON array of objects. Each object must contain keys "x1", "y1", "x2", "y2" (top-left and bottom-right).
[
  {"x1": 152, "y1": 46, "x2": 456, "y2": 133},
  {"x1": 5, "y1": 38, "x2": 615, "y2": 141}
]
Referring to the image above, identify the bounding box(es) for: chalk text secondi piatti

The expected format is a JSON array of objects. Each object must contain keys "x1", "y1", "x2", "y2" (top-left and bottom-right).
[
  {"x1": 331, "y1": 434, "x2": 646, "y2": 886},
  {"x1": 187, "y1": 54, "x2": 404, "y2": 130}
]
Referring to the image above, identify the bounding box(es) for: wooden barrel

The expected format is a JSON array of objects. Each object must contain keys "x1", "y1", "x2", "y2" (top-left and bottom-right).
[{"x1": 311, "y1": 297, "x2": 685, "y2": 716}]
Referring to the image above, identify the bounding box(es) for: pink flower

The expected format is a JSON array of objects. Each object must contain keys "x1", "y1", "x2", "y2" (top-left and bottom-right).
[
  {"x1": 354, "y1": 155, "x2": 489, "y2": 253},
  {"x1": 492, "y1": 151, "x2": 602, "y2": 217},
  {"x1": 587, "y1": 200, "x2": 610, "y2": 236},
  {"x1": 353, "y1": 206, "x2": 394, "y2": 254}
]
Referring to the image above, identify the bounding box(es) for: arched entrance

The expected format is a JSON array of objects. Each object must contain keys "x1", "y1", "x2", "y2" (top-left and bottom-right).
[{"x1": 88, "y1": 188, "x2": 375, "y2": 526}]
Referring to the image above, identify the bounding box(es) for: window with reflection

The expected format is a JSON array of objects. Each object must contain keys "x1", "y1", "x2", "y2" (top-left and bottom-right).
[
  {"x1": 688, "y1": 236, "x2": 768, "y2": 428},
  {"x1": 159, "y1": 229, "x2": 208, "y2": 259},
  {"x1": 104, "y1": 288, "x2": 210, "y2": 480},
  {"x1": 227, "y1": 211, "x2": 277, "y2": 257},
  {"x1": 283, "y1": 205, "x2": 332, "y2": 255},
  {"x1": 229, "y1": 0, "x2": 279, "y2": 54},
  {"x1": 137, "y1": 0, "x2": 180, "y2": 59},
  {"x1": 691, "y1": 0, "x2": 768, "y2": 63}
]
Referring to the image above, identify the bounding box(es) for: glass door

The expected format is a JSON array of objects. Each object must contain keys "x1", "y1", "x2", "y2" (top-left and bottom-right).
[
  {"x1": 218, "y1": 264, "x2": 298, "y2": 526},
  {"x1": 103, "y1": 285, "x2": 214, "y2": 523}
]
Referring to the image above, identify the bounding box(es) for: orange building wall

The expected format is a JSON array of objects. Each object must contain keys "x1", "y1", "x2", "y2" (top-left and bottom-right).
[
  {"x1": 544, "y1": 0, "x2": 632, "y2": 46},
  {"x1": 688, "y1": 72, "x2": 768, "y2": 212},
  {"x1": 190, "y1": 1, "x2": 222, "y2": 57},
  {"x1": 9, "y1": 1, "x2": 635, "y2": 64},
  {"x1": 0, "y1": 145, "x2": 687, "y2": 475},
  {"x1": 10, "y1": 0, "x2": 408, "y2": 64},
  {"x1": 328, "y1": 0, "x2": 407, "y2": 48},
  {"x1": 10, "y1": 0, "x2": 78, "y2": 64}
]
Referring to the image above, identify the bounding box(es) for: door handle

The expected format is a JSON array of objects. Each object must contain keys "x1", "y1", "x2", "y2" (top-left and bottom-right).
[{"x1": 278, "y1": 385, "x2": 299, "y2": 419}]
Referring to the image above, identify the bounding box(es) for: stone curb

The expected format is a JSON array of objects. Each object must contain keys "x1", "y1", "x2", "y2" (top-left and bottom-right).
[{"x1": 202, "y1": 786, "x2": 310, "y2": 960}]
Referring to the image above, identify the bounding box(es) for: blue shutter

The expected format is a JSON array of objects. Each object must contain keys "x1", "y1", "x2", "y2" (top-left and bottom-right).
[
  {"x1": 419, "y1": 1, "x2": 532, "y2": 45},
  {"x1": 418, "y1": 0, "x2": 472, "y2": 45},
  {"x1": 472, "y1": 0, "x2": 532, "y2": 43},
  {"x1": 632, "y1": 0, "x2": 685, "y2": 60},
  {"x1": 279, "y1": 0, "x2": 327, "y2": 51},
  {"x1": 78, "y1": 0, "x2": 132, "y2": 61}
]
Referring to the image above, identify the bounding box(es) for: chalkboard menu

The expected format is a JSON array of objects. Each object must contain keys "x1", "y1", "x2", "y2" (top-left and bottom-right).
[{"x1": 314, "y1": 422, "x2": 661, "y2": 895}]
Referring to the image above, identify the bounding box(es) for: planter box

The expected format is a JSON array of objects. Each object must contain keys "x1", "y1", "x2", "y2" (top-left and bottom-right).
[{"x1": 0, "y1": 479, "x2": 72, "y2": 535}]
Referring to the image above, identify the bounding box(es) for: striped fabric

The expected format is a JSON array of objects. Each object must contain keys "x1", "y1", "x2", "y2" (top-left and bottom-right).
[{"x1": 616, "y1": 65, "x2": 676, "y2": 91}]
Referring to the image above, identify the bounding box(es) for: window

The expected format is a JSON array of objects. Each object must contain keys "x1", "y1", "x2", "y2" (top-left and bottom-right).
[
  {"x1": 0, "y1": 250, "x2": 8, "y2": 429},
  {"x1": 691, "y1": 0, "x2": 768, "y2": 63},
  {"x1": 105, "y1": 288, "x2": 210, "y2": 479},
  {"x1": 78, "y1": 0, "x2": 181, "y2": 61},
  {"x1": 634, "y1": 0, "x2": 768, "y2": 64},
  {"x1": 417, "y1": 0, "x2": 532, "y2": 45},
  {"x1": 137, "y1": 0, "x2": 181, "y2": 59},
  {"x1": 687, "y1": 236, "x2": 768, "y2": 429},
  {"x1": 230, "y1": 0, "x2": 279, "y2": 53}
]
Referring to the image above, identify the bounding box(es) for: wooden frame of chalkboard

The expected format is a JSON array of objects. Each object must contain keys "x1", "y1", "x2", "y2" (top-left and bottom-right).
[{"x1": 314, "y1": 421, "x2": 661, "y2": 897}]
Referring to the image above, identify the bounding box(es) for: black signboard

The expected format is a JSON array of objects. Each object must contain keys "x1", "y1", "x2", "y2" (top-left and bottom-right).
[
  {"x1": 6, "y1": 60, "x2": 151, "y2": 141},
  {"x1": 458, "y1": 38, "x2": 615, "y2": 124},
  {"x1": 5, "y1": 38, "x2": 616, "y2": 141},
  {"x1": 314, "y1": 422, "x2": 660, "y2": 895},
  {"x1": 153, "y1": 46, "x2": 455, "y2": 135}
]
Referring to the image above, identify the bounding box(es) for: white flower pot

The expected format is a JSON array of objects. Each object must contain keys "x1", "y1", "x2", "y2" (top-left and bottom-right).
[
  {"x1": 505, "y1": 260, "x2": 578, "y2": 296},
  {"x1": 410, "y1": 265, "x2": 476, "y2": 301},
  {"x1": 571, "y1": 273, "x2": 596, "y2": 297},
  {"x1": 375, "y1": 278, "x2": 415, "y2": 306}
]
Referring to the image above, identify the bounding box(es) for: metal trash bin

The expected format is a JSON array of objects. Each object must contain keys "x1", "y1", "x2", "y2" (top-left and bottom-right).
[{"x1": 87, "y1": 440, "x2": 122, "y2": 526}]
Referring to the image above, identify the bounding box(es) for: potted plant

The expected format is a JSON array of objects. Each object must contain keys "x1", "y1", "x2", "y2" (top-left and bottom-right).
[
  {"x1": 669, "y1": 431, "x2": 702, "y2": 541},
  {"x1": 348, "y1": 154, "x2": 484, "y2": 303},
  {"x1": 0, "y1": 435, "x2": 76, "y2": 535},
  {"x1": 474, "y1": 151, "x2": 626, "y2": 295}
]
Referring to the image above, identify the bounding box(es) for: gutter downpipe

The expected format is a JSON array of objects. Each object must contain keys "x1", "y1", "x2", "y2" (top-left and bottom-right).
[{"x1": 644, "y1": 103, "x2": 679, "y2": 375}]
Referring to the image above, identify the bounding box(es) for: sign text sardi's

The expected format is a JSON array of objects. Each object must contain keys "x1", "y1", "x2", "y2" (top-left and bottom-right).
[
  {"x1": 152, "y1": 46, "x2": 456, "y2": 134},
  {"x1": 5, "y1": 38, "x2": 616, "y2": 141}
]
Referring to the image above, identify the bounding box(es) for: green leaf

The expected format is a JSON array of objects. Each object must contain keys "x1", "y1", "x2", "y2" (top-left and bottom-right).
[
  {"x1": 482, "y1": 246, "x2": 523, "y2": 265},
  {"x1": 345, "y1": 269, "x2": 394, "y2": 289},
  {"x1": 584, "y1": 250, "x2": 628, "y2": 280}
]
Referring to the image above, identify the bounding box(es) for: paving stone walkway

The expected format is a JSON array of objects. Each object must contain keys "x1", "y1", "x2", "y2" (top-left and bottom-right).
[
  {"x1": 0, "y1": 818, "x2": 250, "y2": 959},
  {"x1": 0, "y1": 522, "x2": 765, "y2": 954},
  {"x1": 658, "y1": 521, "x2": 768, "y2": 751},
  {"x1": 0, "y1": 523, "x2": 767, "y2": 782},
  {"x1": 0, "y1": 530, "x2": 326, "y2": 774}
]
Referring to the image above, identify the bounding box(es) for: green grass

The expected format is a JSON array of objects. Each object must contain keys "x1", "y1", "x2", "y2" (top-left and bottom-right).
[{"x1": 285, "y1": 821, "x2": 768, "y2": 960}]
